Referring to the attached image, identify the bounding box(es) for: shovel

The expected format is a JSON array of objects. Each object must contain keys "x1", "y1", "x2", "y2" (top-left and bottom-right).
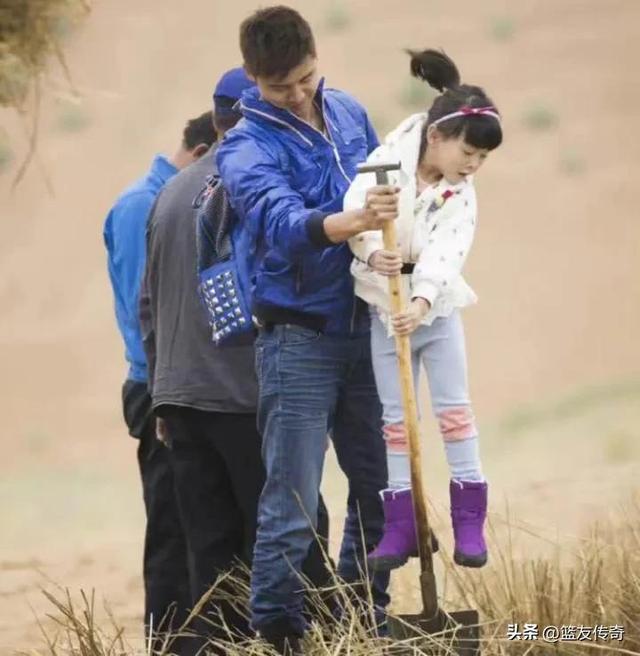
[{"x1": 357, "y1": 163, "x2": 480, "y2": 655}]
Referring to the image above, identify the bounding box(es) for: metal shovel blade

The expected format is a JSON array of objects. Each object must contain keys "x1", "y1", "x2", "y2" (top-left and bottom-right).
[{"x1": 388, "y1": 608, "x2": 480, "y2": 655}]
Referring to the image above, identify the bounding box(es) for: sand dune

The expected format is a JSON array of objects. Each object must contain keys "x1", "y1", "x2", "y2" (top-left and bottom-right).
[{"x1": 0, "y1": 0, "x2": 638, "y2": 650}]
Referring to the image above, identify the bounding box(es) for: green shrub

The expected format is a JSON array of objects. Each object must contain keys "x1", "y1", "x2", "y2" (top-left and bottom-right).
[
  {"x1": 604, "y1": 431, "x2": 634, "y2": 464},
  {"x1": 325, "y1": 1, "x2": 351, "y2": 32},
  {"x1": 560, "y1": 148, "x2": 587, "y2": 176},
  {"x1": 54, "y1": 99, "x2": 90, "y2": 133},
  {"x1": 522, "y1": 103, "x2": 558, "y2": 131},
  {"x1": 489, "y1": 17, "x2": 515, "y2": 42}
]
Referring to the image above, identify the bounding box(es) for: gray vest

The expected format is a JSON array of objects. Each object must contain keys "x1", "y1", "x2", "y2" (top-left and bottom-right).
[{"x1": 143, "y1": 146, "x2": 257, "y2": 413}]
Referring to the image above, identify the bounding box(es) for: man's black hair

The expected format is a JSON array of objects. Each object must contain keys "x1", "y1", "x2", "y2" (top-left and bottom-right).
[
  {"x1": 182, "y1": 111, "x2": 217, "y2": 150},
  {"x1": 240, "y1": 5, "x2": 316, "y2": 79}
]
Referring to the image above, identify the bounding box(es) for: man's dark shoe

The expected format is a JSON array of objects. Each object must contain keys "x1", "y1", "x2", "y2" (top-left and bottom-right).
[{"x1": 259, "y1": 619, "x2": 304, "y2": 655}]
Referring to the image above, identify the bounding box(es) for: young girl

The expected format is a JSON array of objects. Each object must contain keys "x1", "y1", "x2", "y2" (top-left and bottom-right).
[{"x1": 345, "y1": 49, "x2": 502, "y2": 570}]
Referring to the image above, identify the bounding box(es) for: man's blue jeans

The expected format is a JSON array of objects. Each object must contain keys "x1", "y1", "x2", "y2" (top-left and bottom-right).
[{"x1": 251, "y1": 324, "x2": 390, "y2": 635}]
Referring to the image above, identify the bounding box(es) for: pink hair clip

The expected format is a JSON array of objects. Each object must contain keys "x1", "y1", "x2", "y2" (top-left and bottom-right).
[{"x1": 431, "y1": 106, "x2": 501, "y2": 127}]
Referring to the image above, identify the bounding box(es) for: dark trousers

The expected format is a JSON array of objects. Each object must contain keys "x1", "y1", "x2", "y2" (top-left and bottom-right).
[
  {"x1": 121, "y1": 380, "x2": 190, "y2": 643},
  {"x1": 159, "y1": 405, "x2": 332, "y2": 652}
]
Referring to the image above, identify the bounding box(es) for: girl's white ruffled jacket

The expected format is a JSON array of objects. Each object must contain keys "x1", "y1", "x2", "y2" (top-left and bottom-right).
[{"x1": 345, "y1": 113, "x2": 479, "y2": 327}]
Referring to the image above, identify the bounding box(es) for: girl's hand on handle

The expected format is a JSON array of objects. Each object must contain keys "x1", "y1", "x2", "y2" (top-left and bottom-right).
[
  {"x1": 391, "y1": 297, "x2": 431, "y2": 336},
  {"x1": 368, "y1": 250, "x2": 403, "y2": 276}
]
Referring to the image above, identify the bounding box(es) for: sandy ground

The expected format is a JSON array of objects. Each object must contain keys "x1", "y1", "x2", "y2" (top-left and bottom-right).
[{"x1": 1, "y1": 0, "x2": 639, "y2": 652}]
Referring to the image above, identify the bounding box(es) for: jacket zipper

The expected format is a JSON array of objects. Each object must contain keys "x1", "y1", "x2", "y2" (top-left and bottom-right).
[
  {"x1": 285, "y1": 100, "x2": 352, "y2": 184},
  {"x1": 313, "y1": 101, "x2": 356, "y2": 333},
  {"x1": 318, "y1": 101, "x2": 351, "y2": 184},
  {"x1": 241, "y1": 105, "x2": 314, "y2": 146}
]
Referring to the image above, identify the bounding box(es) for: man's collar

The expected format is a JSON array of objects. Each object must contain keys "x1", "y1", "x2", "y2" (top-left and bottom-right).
[
  {"x1": 150, "y1": 154, "x2": 178, "y2": 183},
  {"x1": 238, "y1": 77, "x2": 328, "y2": 142}
]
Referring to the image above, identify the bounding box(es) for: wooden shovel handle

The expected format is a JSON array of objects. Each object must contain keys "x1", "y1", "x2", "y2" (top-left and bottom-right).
[{"x1": 381, "y1": 218, "x2": 439, "y2": 618}]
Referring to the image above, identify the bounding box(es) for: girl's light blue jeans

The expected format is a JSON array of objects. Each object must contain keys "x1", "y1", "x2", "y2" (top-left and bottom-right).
[{"x1": 370, "y1": 310, "x2": 480, "y2": 487}]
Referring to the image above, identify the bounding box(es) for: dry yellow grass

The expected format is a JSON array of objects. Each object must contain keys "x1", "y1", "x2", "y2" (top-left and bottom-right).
[
  {"x1": 29, "y1": 494, "x2": 640, "y2": 656},
  {"x1": 0, "y1": 0, "x2": 89, "y2": 108},
  {"x1": 441, "y1": 499, "x2": 640, "y2": 654}
]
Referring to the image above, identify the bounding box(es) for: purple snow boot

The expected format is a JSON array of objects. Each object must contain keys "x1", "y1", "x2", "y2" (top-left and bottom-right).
[
  {"x1": 367, "y1": 489, "x2": 439, "y2": 571},
  {"x1": 450, "y1": 479, "x2": 488, "y2": 568}
]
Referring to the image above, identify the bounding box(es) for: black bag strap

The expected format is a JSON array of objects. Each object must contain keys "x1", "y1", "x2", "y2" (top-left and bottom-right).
[{"x1": 195, "y1": 176, "x2": 238, "y2": 271}]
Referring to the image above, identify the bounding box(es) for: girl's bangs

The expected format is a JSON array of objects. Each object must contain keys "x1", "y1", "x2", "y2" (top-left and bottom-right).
[{"x1": 463, "y1": 117, "x2": 502, "y2": 150}]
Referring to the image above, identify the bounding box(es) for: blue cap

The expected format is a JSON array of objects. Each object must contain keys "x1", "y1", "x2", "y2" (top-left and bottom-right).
[{"x1": 213, "y1": 67, "x2": 256, "y2": 118}]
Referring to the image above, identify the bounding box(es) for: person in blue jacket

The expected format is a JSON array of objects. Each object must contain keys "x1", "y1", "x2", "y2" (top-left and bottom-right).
[
  {"x1": 217, "y1": 6, "x2": 400, "y2": 653},
  {"x1": 103, "y1": 112, "x2": 215, "y2": 644}
]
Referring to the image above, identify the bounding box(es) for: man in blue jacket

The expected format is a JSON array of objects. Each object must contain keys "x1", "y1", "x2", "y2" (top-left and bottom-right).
[
  {"x1": 217, "y1": 7, "x2": 398, "y2": 652},
  {"x1": 103, "y1": 112, "x2": 216, "y2": 643}
]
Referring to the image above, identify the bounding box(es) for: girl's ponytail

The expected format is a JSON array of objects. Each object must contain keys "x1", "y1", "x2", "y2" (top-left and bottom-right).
[
  {"x1": 407, "y1": 47, "x2": 502, "y2": 151},
  {"x1": 407, "y1": 49, "x2": 461, "y2": 93}
]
